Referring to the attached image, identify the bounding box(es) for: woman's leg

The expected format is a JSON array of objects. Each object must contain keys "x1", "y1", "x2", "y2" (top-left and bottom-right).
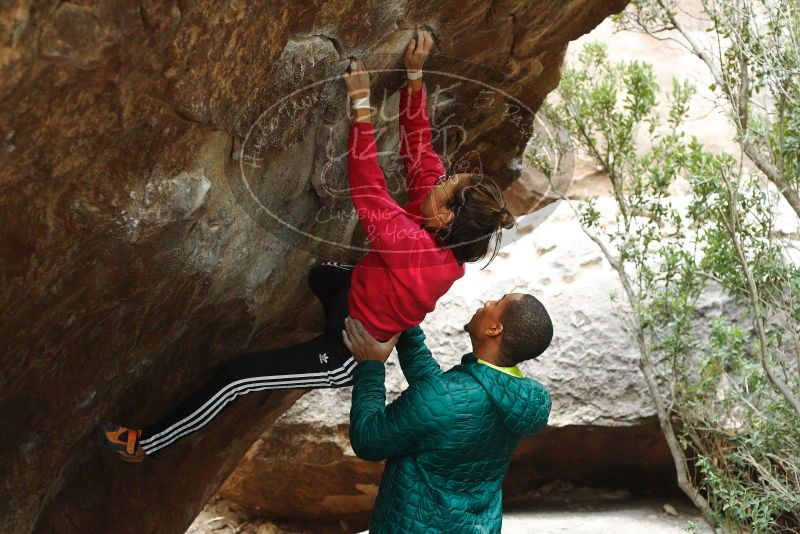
[
  {"x1": 309, "y1": 261, "x2": 355, "y2": 328},
  {"x1": 138, "y1": 332, "x2": 352, "y2": 455},
  {"x1": 137, "y1": 262, "x2": 356, "y2": 456}
]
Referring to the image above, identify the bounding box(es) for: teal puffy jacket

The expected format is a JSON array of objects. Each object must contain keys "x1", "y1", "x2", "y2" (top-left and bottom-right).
[{"x1": 350, "y1": 325, "x2": 551, "y2": 533}]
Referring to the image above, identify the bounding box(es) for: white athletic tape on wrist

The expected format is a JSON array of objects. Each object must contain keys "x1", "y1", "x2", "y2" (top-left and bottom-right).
[
  {"x1": 407, "y1": 70, "x2": 423, "y2": 80},
  {"x1": 351, "y1": 96, "x2": 371, "y2": 110}
]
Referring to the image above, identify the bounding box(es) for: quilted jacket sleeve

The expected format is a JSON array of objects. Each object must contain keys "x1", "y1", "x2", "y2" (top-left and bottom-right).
[
  {"x1": 396, "y1": 325, "x2": 443, "y2": 385},
  {"x1": 349, "y1": 360, "x2": 454, "y2": 462}
]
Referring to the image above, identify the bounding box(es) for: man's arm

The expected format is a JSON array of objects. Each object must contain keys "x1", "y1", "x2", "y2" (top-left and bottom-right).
[
  {"x1": 349, "y1": 360, "x2": 453, "y2": 461},
  {"x1": 396, "y1": 325, "x2": 443, "y2": 386}
]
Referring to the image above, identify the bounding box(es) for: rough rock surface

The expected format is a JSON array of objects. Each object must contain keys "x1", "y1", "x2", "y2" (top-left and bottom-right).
[
  {"x1": 0, "y1": 1, "x2": 627, "y2": 533},
  {"x1": 217, "y1": 200, "x2": 684, "y2": 521}
]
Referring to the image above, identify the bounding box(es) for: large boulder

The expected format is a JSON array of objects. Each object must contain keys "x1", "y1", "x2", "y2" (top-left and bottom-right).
[
  {"x1": 216, "y1": 200, "x2": 680, "y2": 524},
  {"x1": 0, "y1": 1, "x2": 628, "y2": 533}
]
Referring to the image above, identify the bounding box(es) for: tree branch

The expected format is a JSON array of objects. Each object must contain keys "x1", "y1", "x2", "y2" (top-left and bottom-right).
[
  {"x1": 562, "y1": 199, "x2": 719, "y2": 528},
  {"x1": 650, "y1": 0, "x2": 800, "y2": 218},
  {"x1": 719, "y1": 170, "x2": 800, "y2": 414}
]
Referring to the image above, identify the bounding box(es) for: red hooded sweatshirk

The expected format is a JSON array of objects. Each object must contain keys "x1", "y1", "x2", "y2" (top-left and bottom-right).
[{"x1": 346, "y1": 85, "x2": 465, "y2": 341}]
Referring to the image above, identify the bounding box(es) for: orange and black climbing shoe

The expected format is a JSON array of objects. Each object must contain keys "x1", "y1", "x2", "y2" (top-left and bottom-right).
[{"x1": 97, "y1": 420, "x2": 146, "y2": 463}]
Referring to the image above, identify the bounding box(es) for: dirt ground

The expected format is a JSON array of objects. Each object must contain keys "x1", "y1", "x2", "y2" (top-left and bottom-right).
[
  {"x1": 500, "y1": 498, "x2": 711, "y2": 534},
  {"x1": 187, "y1": 492, "x2": 711, "y2": 534}
]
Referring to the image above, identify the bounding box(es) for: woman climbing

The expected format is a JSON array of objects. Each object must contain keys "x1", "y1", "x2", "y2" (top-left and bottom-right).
[{"x1": 98, "y1": 28, "x2": 515, "y2": 462}]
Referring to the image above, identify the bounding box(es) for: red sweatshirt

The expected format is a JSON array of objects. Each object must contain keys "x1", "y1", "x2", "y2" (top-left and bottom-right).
[{"x1": 347, "y1": 85, "x2": 465, "y2": 341}]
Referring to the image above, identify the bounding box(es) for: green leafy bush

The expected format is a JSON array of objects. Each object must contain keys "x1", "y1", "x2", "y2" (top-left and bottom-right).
[{"x1": 537, "y1": 33, "x2": 800, "y2": 532}]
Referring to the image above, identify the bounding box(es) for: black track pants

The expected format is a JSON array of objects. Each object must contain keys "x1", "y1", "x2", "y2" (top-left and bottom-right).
[{"x1": 139, "y1": 261, "x2": 355, "y2": 455}]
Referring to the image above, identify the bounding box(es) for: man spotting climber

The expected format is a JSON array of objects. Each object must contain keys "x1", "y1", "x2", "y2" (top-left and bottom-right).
[{"x1": 342, "y1": 292, "x2": 553, "y2": 534}]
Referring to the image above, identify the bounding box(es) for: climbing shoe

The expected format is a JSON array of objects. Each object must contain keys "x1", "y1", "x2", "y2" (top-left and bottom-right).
[{"x1": 97, "y1": 420, "x2": 146, "y2": 463}]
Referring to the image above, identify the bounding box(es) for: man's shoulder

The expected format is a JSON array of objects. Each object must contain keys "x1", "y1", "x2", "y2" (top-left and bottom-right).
[
  {"x1": 406, "y1": 371, "x2": 453, "y2": 400},
  {"x1": 401, "y1": 375, "x2": 457, "y2": 429},
  {"x1": 441, "y1": 364, "x2": 485, "y2": 393}
]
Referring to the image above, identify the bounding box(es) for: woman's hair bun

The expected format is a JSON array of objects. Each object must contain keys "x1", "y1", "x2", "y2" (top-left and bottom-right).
[{"x1": 498, "y1": 206, "x2": 515, "y2": 229}]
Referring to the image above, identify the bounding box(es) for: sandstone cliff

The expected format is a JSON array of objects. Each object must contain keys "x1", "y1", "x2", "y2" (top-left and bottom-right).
[{"x1": 1, "y1": 2, "x2": 626, "y2": 533}]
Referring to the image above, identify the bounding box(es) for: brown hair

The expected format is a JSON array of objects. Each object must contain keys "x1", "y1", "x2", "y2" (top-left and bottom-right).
[{"x1": 435, "y1": 173, "x2": 515, "y2": 265}]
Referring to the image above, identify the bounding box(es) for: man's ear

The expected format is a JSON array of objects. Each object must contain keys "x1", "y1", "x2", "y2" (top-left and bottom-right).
[{"x1": 485, "y1": 322, "x2": 503, "y2": 338}]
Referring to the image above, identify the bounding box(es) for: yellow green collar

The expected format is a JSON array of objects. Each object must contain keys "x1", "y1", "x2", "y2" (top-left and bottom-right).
[{"x1": 476, "y1": 358, "x2": 523, "y2": 378}]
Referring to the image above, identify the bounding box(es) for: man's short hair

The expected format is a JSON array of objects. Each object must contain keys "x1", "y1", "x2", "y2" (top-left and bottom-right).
[{"x1": 500, "y1": 294, "x2": 553, "y2": 363}]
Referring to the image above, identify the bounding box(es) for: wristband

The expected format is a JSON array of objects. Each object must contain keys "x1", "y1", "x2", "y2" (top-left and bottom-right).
[
  {"x1": 351, "y1": 96, "x2": 371, "y2": 110},
  {"x1": 406, "y1": 70, "x2": 423, "y2": 80}
]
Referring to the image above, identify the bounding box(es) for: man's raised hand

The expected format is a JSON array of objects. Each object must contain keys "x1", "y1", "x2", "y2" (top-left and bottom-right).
[{"x1": 343, "y1": 316, "x2": 400, "y2": 363}]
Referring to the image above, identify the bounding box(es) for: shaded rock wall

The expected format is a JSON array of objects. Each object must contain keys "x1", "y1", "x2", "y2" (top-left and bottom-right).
[{"x1": 1, "y1": 1, "x2": 626, "y2": 533}]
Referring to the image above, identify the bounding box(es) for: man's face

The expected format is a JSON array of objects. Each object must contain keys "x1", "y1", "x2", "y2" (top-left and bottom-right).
[{"x1": 463, "y1": 293, "x2": 524, "y2": 339}]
